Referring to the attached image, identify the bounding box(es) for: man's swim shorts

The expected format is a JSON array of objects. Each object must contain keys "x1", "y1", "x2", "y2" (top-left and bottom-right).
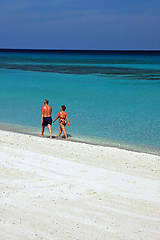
[{"x1": 42, "y1": 117, "x2": 52, "y2": 126}]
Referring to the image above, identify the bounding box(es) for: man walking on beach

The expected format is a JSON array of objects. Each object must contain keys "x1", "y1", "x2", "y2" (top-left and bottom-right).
[{"x1": 39, "y1": 99, "x2": 52, "y2": 139}]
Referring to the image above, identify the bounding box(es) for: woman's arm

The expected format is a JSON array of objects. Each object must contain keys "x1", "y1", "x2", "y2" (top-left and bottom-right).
[
  {"x1": 66, "y1": 113, "x2": 70, "y2": 126},
  {"x1": 53, "y1": 112, "x2": 60, "y2": 123}
]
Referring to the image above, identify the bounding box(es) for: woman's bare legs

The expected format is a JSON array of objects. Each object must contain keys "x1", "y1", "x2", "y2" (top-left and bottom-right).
[
  {"x1": 61, "y1": 124, "x2": 67, "y2": 140},
  {"x1": 57, "y1": 126, "x2": 62, "y2": 139},
  {"x1": 58, "y1": 124, "x2": 67, "y2": 140}
]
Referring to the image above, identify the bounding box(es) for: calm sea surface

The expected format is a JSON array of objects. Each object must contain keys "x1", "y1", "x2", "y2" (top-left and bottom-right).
[{"x1": 0, "y1": 50, "x2": 160, "y2": 154}]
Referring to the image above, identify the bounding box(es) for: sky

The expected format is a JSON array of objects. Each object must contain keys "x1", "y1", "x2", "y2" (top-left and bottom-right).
[{"x1": 0, "y1": 0, "x2": 160, "y2": 50}]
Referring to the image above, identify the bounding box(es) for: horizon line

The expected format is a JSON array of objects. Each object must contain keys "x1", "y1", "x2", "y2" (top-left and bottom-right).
[{"x1": 0, "y1": 48, "x2": 160, "y2": 52}]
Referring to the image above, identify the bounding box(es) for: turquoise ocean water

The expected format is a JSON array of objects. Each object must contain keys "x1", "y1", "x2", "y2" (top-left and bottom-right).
[{"x1": 0, "y1": 50, "x2": 160, "y2": 154}]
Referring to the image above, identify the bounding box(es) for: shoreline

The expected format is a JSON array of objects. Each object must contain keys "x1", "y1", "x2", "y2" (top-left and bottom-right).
[
  {"x1": 0, "y1": 129, "x2": 160, "y2": 239},
  {"x1": 0, "y1": 129, "x2": 160, "y2": 178},
  {"x1": 0, "y1": 124, "x2": 159, "y2": 157}
]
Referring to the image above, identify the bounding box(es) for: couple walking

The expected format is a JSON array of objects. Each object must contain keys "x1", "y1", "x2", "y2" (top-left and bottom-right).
[{"x1": 39, "y1": 99, "x2": 69, "y2": 140}]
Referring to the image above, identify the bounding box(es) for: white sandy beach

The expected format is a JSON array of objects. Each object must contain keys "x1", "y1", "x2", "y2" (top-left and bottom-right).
[{"x1": 0, "y1": 129, "x2": 160, "y2": 240}]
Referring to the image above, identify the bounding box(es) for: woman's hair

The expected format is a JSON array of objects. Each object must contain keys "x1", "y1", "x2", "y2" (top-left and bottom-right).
[{"x1": 61, "y1": 105, "x2": 66, "y2": 111}]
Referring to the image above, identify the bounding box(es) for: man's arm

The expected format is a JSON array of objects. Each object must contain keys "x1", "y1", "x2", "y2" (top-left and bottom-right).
[{"x1": 41, "y1": 106, "x2": 44, "y2": 123}]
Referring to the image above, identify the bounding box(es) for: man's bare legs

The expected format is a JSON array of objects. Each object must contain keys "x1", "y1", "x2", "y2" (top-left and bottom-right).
[
  {"x1": 39, "y1": 126, "x2": 45, "y2": 137},
  {"x1": 48, "y1": 124, "x2": 52, "y2": 139},
  {"x1": 39, "y1": 125, "x2": 52, "y2": 139}
]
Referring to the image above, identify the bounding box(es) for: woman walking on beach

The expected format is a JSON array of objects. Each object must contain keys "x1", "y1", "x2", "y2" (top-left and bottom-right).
[{"x1": 53, "y1": 105, "x2": 70, "y2": 140}]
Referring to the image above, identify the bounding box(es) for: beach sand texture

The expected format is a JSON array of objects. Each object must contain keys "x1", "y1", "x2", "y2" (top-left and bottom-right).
[{"x1": 0, "y1": 130, "x2": 160, "y2": 240}]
